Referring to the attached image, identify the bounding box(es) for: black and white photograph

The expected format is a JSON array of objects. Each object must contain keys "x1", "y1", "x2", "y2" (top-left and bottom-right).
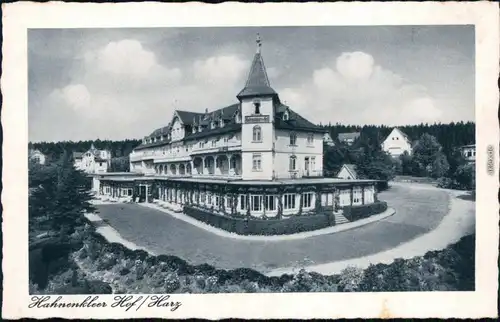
[{"x1": 3, "y1": 2, "x2": 499, "y2": 320}]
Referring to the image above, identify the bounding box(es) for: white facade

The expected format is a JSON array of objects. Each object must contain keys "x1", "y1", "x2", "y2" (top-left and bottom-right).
[
  {"x1": 461, "y1": 144, "x2": 476, "y2": 163},
  {"x1": 337, "y1": 164, "x2": 358, "y2": 180},
  {"x1": 29, "y1": 149, "x2": 46, "y2": 165},
  {"x1": 74, "y1": 145, "x2": 111, "y2": 174},
  {"x1": 381, "y1": 128, "x2": 412, "y2": 157},
  {"x1": 129, "y1": 48, "x2": 326, "y2": 182}
]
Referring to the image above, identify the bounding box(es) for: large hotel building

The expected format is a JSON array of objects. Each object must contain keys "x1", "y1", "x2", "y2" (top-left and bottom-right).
[{"x1": 92, "y1": 38, "x2": 379, "y2": 220}]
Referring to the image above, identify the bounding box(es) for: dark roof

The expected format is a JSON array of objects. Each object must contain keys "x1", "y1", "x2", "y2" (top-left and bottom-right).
[
  {"x1": 275, "y1": 103, "x2": 326, "y2": 133},
  {"x1": 72, "y1": 152, "x2": 83, "y2": 159},
  {"x1": 338, "y1": 132, "x2": 361, "y2": 141},
  {"x1": 149, "y1": 125, "x2": 171, "y2": 137},
  {"x1": 394, "y1": 127, "x2": 411, "y2": 141},
  {"x1": 134, "y1": 103, "x2": 243, "y2": 151},
  {"x1": 176, "y1": 110, "x2": 204, "y2": 125},
  {"x1": 237, "y1": 52, "x2": 277, "y2": 99}
]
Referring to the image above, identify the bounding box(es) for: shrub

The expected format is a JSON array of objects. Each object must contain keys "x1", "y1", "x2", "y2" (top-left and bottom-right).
[
  {"x1": 343, "y1": 201, "x2": 388, "y2": 222},
  {"x1": 163, "y1": 272, "x2": 181, "y2": 293},
  {"x1": 338, "y1": 266, "x2": 364, "y2": 292}
]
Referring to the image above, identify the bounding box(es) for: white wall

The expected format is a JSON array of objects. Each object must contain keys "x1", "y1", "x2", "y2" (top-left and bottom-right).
[
  {"x1": 170, "y1": 117, "x2": 185, "y2": 142},
  {"x1": 382, "y1": 129, "x2": 412, "y2": 157},
  {"x1": 337, "y1": 166, "x2": 354, "y2": 180},
  {"x1": 273, "y1": 130, "x2": 323, "y2": 179}
]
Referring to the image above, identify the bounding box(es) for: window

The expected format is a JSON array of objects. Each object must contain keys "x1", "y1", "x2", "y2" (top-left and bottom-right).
[
  {"x1": 311, "y1": 157, "x2": 316, "y2": 171},
  {"x1": 307, "y1": 134, "x2": 314, "y2": 145},
  {"x1": 283, "y1": 193, "x2": 296, "y2": 210},
  {"x1": 240, "y1": 195, "x2": 249, "y2": 210},
  {"x1": 252, "y1": 195, "x2": 262, "y2": 211},
  {"x1": 207, "y1": 193, "x2": 212, "y2": 205},
  {"x1": 224, "y1": 136, "x2": 229, "y2": 143},
  {"x1": 252, "y1": 153, "x2": 262, "y2": 171},
  {"x1": 199, "y1": 142, "x2": 203, "y2": 148},
  {"x1": 289, "y1": 133, "x2": 297, "y2": 146},
  {"x1": 467, "y1": 151, "x2": 472, "y2": 157},
  {"x1": 353, "y1": 187, "x2": 363, "y2": 204},
  {"x1": 253, "y1": 126, "x2": 262, "y2": 142},
  {"x1": 304, "y1": 157, "x2": 310, "y2": 171},
  {"x1": 254, "y1": 101, "x2": 261, "y2": 114},
  {"x1": 302, "y1": 192, "x2": 313, "y2": 208},
  {"x1": 283, "y1": 111, "x2": 289, "y2": 121},
  {"x1": 212, "y1": 140, "x2": 217, "y2": 147},
  {"x1": 289, "y1": 155, "x2": 297, "y2": 171},
  {"x1": 265, "y1": 195, "x2": 277, "y2": 211},
  {"x1": 105, "y1": 186, "x2": 110, "y2": 194}
]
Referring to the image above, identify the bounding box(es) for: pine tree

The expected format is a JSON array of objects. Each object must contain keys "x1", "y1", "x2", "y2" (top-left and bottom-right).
[{"x1": 49, "y1": 152, "x2": 95, "y2": 235}]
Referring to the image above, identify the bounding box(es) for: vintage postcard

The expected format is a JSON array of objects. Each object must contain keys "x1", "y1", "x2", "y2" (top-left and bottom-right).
[{"x1": 2, "y1": 1, "x2": 499, "y2": 319}]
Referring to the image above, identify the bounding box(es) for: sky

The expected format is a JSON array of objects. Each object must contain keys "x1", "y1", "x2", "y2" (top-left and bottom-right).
[{"x1": 28, "y1": 26, "x2": 475, "y2": 142}]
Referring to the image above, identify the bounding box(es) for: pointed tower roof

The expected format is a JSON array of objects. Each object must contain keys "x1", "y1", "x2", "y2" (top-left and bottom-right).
[{"x1": 237, "y1": 34, "x2": 277, "y2": 100}]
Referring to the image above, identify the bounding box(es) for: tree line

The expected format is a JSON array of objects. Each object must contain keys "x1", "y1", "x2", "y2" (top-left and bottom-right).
[
  {"x1": 321, "y1": 121, "x2": 475, "y2": 155},
  {"x1": 29, "y1": 139, "x2": 141, "y2": 173},
  {"x1": 322, "y1": 121, "x2": 475, "y2": 191}
]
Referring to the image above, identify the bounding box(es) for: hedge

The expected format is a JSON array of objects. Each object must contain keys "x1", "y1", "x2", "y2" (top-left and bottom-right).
[
  {"x1": 342, "y1": 201, "x2": 388, "y2": 222},
  {"x1": 183, "y1": 206, "x2": 336, "y2": 236}
]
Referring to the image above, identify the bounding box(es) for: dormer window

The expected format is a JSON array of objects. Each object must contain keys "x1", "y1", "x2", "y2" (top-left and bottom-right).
[
  {"x1": 235, "y1": 109, "x2": 241, "y2": 124},
  {"x1": 219, "y1": 118, "x2": 224, "y2": 128},
  {"x1": 283, "y1": 111, "x2": 289, "y2": 121},
  {"x1": 192, "y1": 127, "x2": 197, "y2": 134}
]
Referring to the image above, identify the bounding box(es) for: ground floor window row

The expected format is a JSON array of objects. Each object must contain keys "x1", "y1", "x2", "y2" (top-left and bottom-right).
[{"x1": 152, "y1": 187, "x2": 376, "y2": 213}]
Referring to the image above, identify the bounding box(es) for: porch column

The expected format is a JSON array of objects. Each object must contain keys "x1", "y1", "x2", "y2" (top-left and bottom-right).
[
  {"x1": 262, "y1": 189, "x2": 267, "y2": 217},
  {"x1": 350, "y1": 186, "x2": 354, "y2": 206},
  {"x1": 202, "y1": 156, "x2": 206, "y2": 175},
  {"x1": 246, "y1": 191, "x2": 251, "y2": 217},
  {"x1": 277, "y1": 187, "x2": 283, "y2": 219},
  {"x1": 361, "y1": 186, "x2": 365, "y2": 205}
]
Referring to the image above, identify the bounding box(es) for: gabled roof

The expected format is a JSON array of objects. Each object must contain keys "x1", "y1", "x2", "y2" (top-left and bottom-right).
[
  {"x1": 339, "y1": 163, "x2": 358, "y2": 179},
  {"x1": 394, "y1": 127, "x2": 411, "y2": 141},
  {"x1": 29, "y1": 149, "x2": 44, "y2": 157},
  {"x1": 176, "y1": 110, "x2": 204, "y2": 125},
  {"x1": 383, "y1": 127, "x2": 411, "y2": 144},
  {"x1": 237, "y1": 52, "x2": 277, "y2": 99},
  {"x1": 72, "y1": 152, "x2": 83, "y2": 159},
  {"x1": 338, "y1": 132, "x2": 361, "y2": 141}
]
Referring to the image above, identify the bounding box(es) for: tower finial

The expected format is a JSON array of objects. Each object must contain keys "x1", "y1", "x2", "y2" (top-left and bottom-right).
[{"x1": 256, "y1": 33, "x2": 261, "y2": 54}]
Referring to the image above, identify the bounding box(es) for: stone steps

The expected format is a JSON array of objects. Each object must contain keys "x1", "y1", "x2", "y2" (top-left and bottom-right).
[{"x1": 334, "y1": 212, "x2": 350, "y2": 225}]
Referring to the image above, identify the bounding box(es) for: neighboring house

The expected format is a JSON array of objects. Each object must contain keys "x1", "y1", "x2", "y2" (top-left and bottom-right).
[
  {"x1": 460, "y1": 144, "x2": 476, "y2": 163},
  {"x1": 323, "y1": 133, "x2": 335, "y2": 147},
  {"x1": 73, "y1": 144, "x2": 111, "y2": 174},
  {"x1": 338, "y1": 132, "x2": 360, "y2": 146},
  {"x1": 29, "y1": 149, "x2": 46, "y2": 165},
  {"x1": 337, "y1": 164, "x2": 358, "y2": 180},
  {"x1": 381, "y1": 128, "x2": 412, "y2": 157},
  {"x1": 92, "y1": 36, "x2": 379, "y2": 214}
]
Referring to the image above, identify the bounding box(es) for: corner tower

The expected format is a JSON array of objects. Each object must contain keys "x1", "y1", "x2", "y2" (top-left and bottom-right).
[{"x1": 238, "y1": 34, "x2": 277, "y2": 180}]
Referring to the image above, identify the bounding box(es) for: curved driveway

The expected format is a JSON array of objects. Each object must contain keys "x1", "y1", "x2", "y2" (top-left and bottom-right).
[{"x1": 96, "y1": 183, "x2": 450, "y2": 273}]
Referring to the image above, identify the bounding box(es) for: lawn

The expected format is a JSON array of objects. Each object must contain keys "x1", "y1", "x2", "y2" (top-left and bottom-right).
[{"x1": 95, "y1": 183, "x2": 450, "y2": 273}]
